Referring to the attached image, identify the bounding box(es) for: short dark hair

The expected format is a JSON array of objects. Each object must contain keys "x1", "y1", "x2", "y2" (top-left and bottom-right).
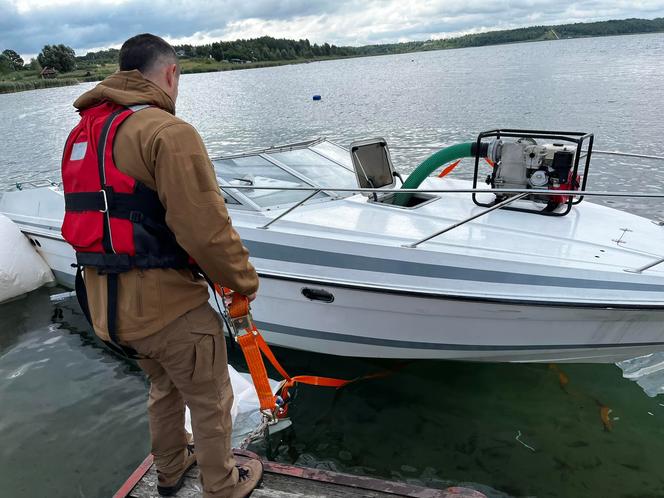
[{"x1": 119, "y1": 33, "x2": 177, "y2": 74}]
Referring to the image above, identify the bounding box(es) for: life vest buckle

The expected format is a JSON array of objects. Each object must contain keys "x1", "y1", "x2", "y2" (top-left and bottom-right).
[
  {"x1": 129, "y1": 210, "x2": 144, "y2": 223},
  {"x1": 98, "y1": 189, "x2": 109, "y2": 213}
]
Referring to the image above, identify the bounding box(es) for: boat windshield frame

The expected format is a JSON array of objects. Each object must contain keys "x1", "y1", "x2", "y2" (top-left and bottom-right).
[{"x1": 213, "y1": 138, "x2": 357, "y2": 212}]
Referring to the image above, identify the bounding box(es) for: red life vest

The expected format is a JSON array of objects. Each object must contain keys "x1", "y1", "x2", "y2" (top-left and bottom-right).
[
  {"x1": 61, "y1": 101, "x2": 191, "y2": 357},
  {"x1": 61, "y1": 101, "x2": 189, "y2": 271}
]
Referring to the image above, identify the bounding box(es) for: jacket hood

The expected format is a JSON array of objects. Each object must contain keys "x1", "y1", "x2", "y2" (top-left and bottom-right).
[{"x1": 73, "y1": 70, "x2": 175, "y2": 114}]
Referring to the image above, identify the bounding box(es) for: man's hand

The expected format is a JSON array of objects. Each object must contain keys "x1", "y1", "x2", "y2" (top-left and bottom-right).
[{"x1": 247, "y1": 292, "x2": 257, "y2": 303}]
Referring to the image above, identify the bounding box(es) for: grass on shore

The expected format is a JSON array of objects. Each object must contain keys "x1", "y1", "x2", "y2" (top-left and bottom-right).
[
  {"x1": 0, "y1": 78, "x2": 82, "y2": 94},
  {"x1": 0, "y1": 62, "x2": 116, "y2": 94},
  {"x1": 0, "y1": 57, "x2": 338, "y2": 94}
]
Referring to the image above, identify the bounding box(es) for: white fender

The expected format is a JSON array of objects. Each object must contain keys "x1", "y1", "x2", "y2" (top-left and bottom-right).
[{"x1": 0, "y1": 214, "x2": 54, "y2": 303}]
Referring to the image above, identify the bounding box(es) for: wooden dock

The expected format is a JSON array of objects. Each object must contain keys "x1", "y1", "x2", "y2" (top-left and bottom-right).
[{"x1": 115, "y1": 449, "x2": 487, "y2": 498}]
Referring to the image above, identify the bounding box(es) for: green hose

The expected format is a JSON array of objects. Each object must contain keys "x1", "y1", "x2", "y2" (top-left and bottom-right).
[
  {"x1": 394, "y1": 142, "x2": 476, "y2": 206},
  {"x1": 402, "y1": 142, "x2": 475, "y2": 189}
]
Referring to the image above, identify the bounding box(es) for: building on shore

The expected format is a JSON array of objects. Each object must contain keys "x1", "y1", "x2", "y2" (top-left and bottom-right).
[{"x1": 40, "y1": 67, "x2": 58, "y2": 79}]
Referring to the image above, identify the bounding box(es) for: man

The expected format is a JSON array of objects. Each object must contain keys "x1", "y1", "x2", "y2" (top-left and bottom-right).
[{"x1": 60, "y1": 34, "x2": 262, "y2": 497}]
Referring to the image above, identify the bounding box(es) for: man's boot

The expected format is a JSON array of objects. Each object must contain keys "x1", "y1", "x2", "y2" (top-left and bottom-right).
[
  {"x1": 157, "y1": 447, "x2": 197, "y2": 496},
  {"x1": 230, "y1": 459, "x2": 263, "y2": 498}
]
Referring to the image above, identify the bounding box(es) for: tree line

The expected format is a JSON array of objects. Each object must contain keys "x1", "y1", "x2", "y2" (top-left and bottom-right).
[
  {"x1": 341, "y1": 17, "x2": 664, "y2": 56},
  {"x1": 78, "y1": 17, "x2": 664, "y2": 64},
  {"x1": 2, "y1": 17, "x2": 664, "y2": 75},
  {"x1": 0, "y1": 44, "x2": 76, "y2": 74},
  {"x1": 76, "y1": 37, "x2": 353, "y2": 64}
]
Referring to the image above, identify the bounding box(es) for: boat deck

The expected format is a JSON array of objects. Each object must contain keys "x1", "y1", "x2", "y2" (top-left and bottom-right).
[{"x1": 115, "y1": 449, "x2": 486, "y2": 498}]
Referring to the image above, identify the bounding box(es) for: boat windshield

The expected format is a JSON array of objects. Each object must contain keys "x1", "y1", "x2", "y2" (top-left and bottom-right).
[
  {"x1": 213, "y1": 140, "x2": 358, "y2": 209},
  {"x1": 214, "y1": 155, "x2": 322, "y2": 208},
  {"x1": 311, "y1": 141, "x2": 354, "y2": 170},
  {"x1": 269, "y1": 148, "x2": 356, "y2": 189}
]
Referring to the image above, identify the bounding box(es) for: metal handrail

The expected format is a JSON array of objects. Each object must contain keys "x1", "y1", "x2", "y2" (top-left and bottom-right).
[
  {"x1": 212, "y1": 138, "x2": 324, "y2": 160},
  {"x1": 590, "y1": 150, "x2": 664, "y2": 161},
  {"x1": 624, "y1": 257, "x2": 664, "y2": 274},
  {"x1": 220, "y1": 184, "x2": 664, "y2": 199},
  {"x1": 391, "y1": 146, "x2": 664, "y2": 161},
  {"x1": 258, "y1": 189, "x2": 321, "y2": 229},
  {"x1": 15, "y1": 179, "x2": 60, "y2": 190},
  {"x1": 18, "y1": 179, "x2": 664, "y2": 199},
  {"x1": 404, "y1": 193, "x2": 528, "y2": 248},
  {"x1": 15, "y1": 179, "x2": 664, "y2": 198}
]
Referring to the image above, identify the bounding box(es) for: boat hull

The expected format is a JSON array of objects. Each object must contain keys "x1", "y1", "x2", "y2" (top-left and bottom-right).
[
  {"x1": 250, "y1": 273, "x2": 664, "y2": 363},
  {"x1": 4, "y1": 184, "x2": 664, "y2": 363},
  {"x1": 21, "y1": 228, "x2": 664, "y2": 363}
]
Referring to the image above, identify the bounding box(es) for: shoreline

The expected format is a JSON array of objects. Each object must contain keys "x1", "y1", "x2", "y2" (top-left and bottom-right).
[
  {"x1": 2, "y1": 30, "x2": 663, "y2": 95},
  {"x1": 0, "y1": 78, "x2": 83, "y2": 94},
  {"x1": 0, "y1": 56, "x2": 351, "y2": 95}
]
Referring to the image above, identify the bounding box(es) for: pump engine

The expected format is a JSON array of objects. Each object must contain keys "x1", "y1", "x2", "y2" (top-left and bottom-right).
[{"x1": 472, "y1": 128, "x2": 594, "y2": 216}]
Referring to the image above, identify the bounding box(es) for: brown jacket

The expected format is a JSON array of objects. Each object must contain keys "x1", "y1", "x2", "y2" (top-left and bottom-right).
[{"x1": 73, "y1": 70, "x2": 259, "y2": 342}]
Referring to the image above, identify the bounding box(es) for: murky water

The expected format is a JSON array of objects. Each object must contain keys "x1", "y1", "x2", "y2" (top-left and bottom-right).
[{"x1": 1, "y1": 33, "x2": 664, "y2": 497}]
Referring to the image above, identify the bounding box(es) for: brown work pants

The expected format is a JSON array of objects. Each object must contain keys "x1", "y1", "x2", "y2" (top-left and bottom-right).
[{"x1": 127, "y1": 303, "x2": 239, "y2": 498}]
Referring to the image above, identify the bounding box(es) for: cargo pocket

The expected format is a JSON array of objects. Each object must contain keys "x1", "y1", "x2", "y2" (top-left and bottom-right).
[
  {"x1": 185, "y1": 305, "x2": 222, "y2": 384},
  {"x1": 191, "y1": 332, "x2": 216, "y2": 384}
]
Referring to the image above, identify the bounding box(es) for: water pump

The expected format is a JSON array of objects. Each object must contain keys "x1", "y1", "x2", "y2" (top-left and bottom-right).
[
  {"x1": 488, "y1": 139, "x2": 578, "y2": 208},
  {"x1": 473, "y1": 129, "x2": 593, "y2": 216}
]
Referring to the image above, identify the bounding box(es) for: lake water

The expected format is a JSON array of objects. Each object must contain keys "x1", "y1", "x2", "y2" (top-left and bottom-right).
[{"x1": 1, "y1": 33, "x2": 664, "y2": 497}]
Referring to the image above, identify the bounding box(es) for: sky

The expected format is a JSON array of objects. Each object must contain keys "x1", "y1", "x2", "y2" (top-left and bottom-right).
[{"x1": 3, "y1": 0, "x2": 664, "y2": 59}]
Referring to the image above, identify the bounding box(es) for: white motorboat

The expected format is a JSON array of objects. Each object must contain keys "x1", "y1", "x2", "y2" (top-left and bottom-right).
[{"x1": 3, "y1": 129, "x2": 664, "y2": 363}]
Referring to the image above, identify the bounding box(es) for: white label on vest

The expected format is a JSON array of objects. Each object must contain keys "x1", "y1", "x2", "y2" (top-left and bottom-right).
[{"x1": 70, "y1": 141, "x2": 87, "y2": 161}]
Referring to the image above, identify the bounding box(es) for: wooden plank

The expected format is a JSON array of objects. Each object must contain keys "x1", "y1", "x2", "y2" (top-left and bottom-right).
[
  {"x1": 113, "y1": 454, "x2": 153, "y2": 498},
  {"x1": 122, "y1": 450, "x2": 486, "y2": 498}
]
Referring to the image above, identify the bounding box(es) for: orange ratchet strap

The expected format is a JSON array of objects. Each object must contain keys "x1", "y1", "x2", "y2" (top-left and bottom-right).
[{"x1": 215, "y1": 285, "x2": 383, "y2": 420}]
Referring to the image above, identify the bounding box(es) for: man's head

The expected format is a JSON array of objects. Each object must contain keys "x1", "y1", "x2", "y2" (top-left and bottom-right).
[{"x1": 119, "y1": 34, "x2": 180, "y2": 104}]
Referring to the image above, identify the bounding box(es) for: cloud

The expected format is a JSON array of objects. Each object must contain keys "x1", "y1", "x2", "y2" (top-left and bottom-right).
[{"x1": 2, "y1": 0, "x2": 664, "y2": 58}]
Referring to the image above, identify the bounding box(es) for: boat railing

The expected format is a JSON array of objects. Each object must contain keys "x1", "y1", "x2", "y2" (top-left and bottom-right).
[
  {"x1": 14, "y1": 179, "x2": 60, "y2": 190},
  {"x1": 222, "y1": 185, "x2": 664, "y2": 198},
  {"x1": 391, "y1": 146, "x2": 664, "y2": 162},
  {"x1": 402, "y1": 193, "x2": 529, "y2": 248},
  {"x1": 8, "y1": 149, "x2": 664, "y2": 271}
]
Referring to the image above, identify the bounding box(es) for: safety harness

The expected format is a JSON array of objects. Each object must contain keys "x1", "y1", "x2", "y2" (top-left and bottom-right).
[{"x1": 61, "y1": 102, "x2": 191, "y2": 358}]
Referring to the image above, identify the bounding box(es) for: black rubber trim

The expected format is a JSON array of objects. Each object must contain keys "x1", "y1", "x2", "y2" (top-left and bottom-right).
[{"x1": 470, "y1": 141, "x2": 489, "y2": 158}]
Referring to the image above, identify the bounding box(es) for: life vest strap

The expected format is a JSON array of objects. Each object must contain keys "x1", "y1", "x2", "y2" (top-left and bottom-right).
[
  {"x1": 74, "y1": 265, "x2": 144, "y2": 360},
  {"x1": 64, "y1": 189, "x2": 163, "y2": 218},
  {"x1": 65, "y1": 191, "x2": 109, "y2": 212}
]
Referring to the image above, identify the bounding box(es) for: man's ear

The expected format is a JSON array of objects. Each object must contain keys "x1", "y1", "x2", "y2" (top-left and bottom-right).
[{"x1": 166, "y1": 64, "x2": 177, "y2": 88}]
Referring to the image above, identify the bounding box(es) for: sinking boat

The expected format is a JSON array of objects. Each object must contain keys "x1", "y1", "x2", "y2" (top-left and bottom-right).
[{"x1": 3, "y1": 128, "x2": 664, "y2": 363}]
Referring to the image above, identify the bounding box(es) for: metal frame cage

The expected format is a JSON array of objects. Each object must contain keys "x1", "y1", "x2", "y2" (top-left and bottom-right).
[{"x1": 472, "y1": 128, "x2": 594, "y2": 216}]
